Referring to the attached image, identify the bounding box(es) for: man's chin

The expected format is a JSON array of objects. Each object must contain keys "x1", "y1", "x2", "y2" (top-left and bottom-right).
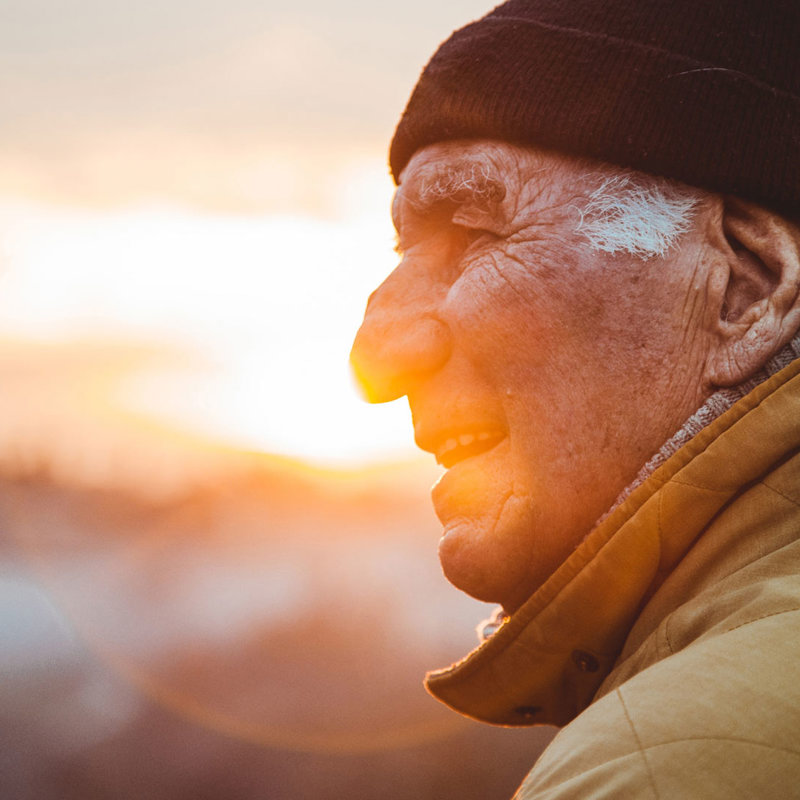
[
  {"x1": 437, "y1": 513, "x2": 540, "y2": 612},
  {"x1": 431, "y1": 444, "x2": 545, "y2": 609}
]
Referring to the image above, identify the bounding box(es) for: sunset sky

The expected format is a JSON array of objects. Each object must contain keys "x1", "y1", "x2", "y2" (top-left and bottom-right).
[{"x1": 0, "y1": 0, "x2": 491, "y2": 467}]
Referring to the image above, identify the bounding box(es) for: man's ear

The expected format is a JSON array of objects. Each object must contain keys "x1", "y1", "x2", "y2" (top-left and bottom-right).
[{"x1": 704, "y1": 196, "x2": 800, "y2": 387}]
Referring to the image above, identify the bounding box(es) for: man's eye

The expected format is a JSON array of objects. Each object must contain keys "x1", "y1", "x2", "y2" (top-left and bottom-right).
[
  {"x1": 392, "y1": 210, "x2": 497, "y2": 259},
  {"x1": 453, "y1": 223, "x2": 497, "y2": 250}
]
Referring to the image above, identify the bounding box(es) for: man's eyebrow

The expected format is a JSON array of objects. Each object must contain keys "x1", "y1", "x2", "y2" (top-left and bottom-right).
[{"x1": 409, "y1": 159, "x2": 507, "y2": 210}]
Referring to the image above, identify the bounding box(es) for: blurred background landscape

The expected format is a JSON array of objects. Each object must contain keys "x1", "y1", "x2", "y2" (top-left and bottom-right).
[{"x1": 0, "y1": 2, "x2": 555, "y2": 797}]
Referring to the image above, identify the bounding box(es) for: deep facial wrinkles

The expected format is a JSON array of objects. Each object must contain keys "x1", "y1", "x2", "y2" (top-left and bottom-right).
[
  {"x1": 354, "y1": 140, "x2": 730, "y2": 610},
  {"x1": 476, "y1": 251, "x2": 531, "y2": 303}
]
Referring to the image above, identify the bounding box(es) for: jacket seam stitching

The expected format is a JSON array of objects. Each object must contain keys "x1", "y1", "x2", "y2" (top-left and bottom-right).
[
  {"x1": 656, "y1": 494, "x2": 676, "y2": 659},
  {"x1": 723, "y1": 606, "x2": 800, "y2": 635},
  {"x1": 761, "y1": 480, "x2": 800, "y2": 508},
  {"x1": 657, "y1": 607, "x2": 800, "y2": 658},
  {"x1": 617, "y1": 688, "x2": 661, "y2": 800},
  {"x1": 636, "y1": 735, "x2": 800, "y2": 759},
  {"x1": 668, "y1": 478, "x2": 730, "y2": 491},
  {"x1": 663, "y1": 613, "x2": 676, "y2": 655}
]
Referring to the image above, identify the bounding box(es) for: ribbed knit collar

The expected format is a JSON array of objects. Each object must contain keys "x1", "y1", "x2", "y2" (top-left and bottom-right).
[{"x1": 602, "y1": 334, "x2": 800, "y2": 520}]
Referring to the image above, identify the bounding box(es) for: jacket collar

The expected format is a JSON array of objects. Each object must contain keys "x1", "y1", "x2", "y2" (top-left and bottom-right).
[{"x1": 425, "y1": 359, "x2": 800, "y2": 727}]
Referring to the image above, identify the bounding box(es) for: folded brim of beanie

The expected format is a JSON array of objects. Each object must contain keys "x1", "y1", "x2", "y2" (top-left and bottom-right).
[{"x1": 389, "y1": 17, "x2": 800, "y2": 215}]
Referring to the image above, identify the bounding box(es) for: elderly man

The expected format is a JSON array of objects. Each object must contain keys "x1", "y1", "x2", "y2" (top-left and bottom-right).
[{"x1": 351, "y1": 1, "x2": 800, "y2": 796}]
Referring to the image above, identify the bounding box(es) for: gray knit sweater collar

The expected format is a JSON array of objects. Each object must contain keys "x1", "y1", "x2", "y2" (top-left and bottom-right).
[{"x1": 601, "y1": 334, "x2": 800, "y2": 522}]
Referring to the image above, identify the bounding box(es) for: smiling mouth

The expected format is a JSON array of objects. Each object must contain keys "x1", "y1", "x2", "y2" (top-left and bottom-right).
[{"x1": 435, "y1": 430, "x2": 505, "y2": 468}]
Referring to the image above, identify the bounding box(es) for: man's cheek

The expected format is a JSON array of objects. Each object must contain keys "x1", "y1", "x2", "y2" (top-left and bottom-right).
[{"x1": 445, "y1": 273, "x2": 548, "y2": 355}]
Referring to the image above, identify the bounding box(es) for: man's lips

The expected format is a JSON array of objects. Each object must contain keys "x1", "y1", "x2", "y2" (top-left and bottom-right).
[{"x1": 416, "y1": 427, "x2": 506, "y2": 468}]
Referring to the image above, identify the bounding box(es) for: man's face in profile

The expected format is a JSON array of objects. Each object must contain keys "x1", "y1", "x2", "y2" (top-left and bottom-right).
[{"x1": 351, "y1": 140, "x2": 712, "y2": 613}]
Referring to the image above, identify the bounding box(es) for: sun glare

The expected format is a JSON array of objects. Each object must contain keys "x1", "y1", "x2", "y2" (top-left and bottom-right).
[{"x1": 0, "y1": 161, "x2": 417, "y2": 467}]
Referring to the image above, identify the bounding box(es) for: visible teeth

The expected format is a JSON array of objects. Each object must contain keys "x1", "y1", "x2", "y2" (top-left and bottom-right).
[
  {"x1": 436, "y1": 430, "x2": 502, "y2": 464},
  {"x1": 441, "y1": 437, "x2": 458, "y2": 454}
]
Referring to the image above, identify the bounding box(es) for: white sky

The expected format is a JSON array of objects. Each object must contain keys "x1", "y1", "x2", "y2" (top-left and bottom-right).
[
  {"x1": 0, "y1": 168, "x2": 417, "y2": 465},
  {"x1": 0, "y1": 1, "x2": 493, "y2": 465}
]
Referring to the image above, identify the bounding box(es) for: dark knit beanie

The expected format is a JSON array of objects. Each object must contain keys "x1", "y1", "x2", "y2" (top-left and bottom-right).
[{"x1": 389, "y1": 0, "x2": 800, "y2": 214}]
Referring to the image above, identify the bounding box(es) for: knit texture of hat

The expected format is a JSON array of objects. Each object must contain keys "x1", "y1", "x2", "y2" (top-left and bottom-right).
[{"x1": 389, "y1": 0, "x2": 800, "y2": 214}]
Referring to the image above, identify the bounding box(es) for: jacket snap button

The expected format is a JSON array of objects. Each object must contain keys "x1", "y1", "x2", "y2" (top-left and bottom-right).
[
  {"x1": 572, "y1": 650, "x2": 599, "y2": 673},
  {"x1": 514, "y1": 706, "x2": 541, "y2": 719}
]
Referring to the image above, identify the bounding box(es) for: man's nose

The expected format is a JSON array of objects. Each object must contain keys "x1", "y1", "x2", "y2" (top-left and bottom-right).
[{"x1": 350, "y1": 266, "x2": 452, "y2": 403}]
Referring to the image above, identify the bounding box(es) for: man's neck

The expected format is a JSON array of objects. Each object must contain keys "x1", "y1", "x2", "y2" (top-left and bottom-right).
[{"x1": 600, "y1": 334, "x2": 800, "y2": 525}]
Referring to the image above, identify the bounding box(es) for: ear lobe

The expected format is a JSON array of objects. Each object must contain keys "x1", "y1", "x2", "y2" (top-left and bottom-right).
[{"x1": 705, "y1": 197, "x2": 800, "y2": 387}]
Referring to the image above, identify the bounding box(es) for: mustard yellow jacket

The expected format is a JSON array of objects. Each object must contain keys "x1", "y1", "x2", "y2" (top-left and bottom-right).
[{"x1": 427, "y1": 361, "x2": 800, "y2": 798}]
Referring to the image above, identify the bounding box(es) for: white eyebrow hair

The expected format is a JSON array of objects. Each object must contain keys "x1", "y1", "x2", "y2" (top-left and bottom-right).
[
  {"x1": 574, "y1": 171, "x2": 700, "y2": 259},
  {"x1": 411, "y1": 159, "x2": 507, "y2": 209}
]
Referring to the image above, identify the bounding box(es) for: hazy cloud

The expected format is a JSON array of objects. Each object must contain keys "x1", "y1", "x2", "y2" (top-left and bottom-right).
[{"x1": 0, "y1": 1, "x2": 490, "y2": 211}]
